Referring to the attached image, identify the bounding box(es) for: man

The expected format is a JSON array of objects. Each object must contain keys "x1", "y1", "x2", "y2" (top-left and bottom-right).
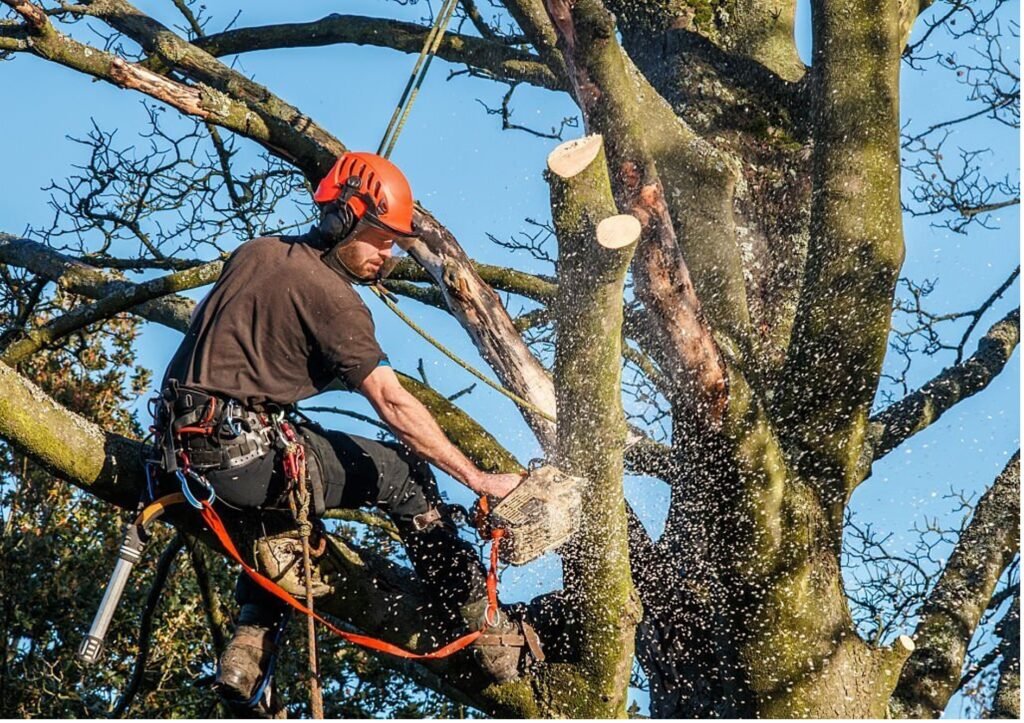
[{"x1": 160, "y1": 152, "x2": 537, "y2": 711}]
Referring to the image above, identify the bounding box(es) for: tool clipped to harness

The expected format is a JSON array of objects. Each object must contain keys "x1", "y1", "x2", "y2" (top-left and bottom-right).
[
  {"x1": 78, "y1": 492, "x2": 186, "y2": 664},
  {"x1": 473, "y1": 463, "x2": 584, "y2": 566}
]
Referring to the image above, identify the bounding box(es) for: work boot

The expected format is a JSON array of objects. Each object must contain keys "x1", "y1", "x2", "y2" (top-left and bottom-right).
[
  {"x1": 461, "y1": 598, "x2": 545, "y2": 684},
  {"x1": 214, "y1": 622, "x2": 279, "y2": 711}
]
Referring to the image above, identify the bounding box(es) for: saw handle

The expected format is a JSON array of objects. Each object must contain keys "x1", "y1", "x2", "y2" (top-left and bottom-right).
[{"x1": 78, "y1": 521, "x2": 148, "y2": 664}]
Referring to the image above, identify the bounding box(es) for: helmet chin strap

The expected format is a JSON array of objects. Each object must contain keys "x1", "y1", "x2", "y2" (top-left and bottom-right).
[{"x1": 321, "y1": 244, "x2": 376, "y2": 286}]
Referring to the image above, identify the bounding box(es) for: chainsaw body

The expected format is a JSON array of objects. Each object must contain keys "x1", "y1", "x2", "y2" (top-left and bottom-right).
[{"x1": 477, "y1": 464, "x2": 583, "y2": 566}]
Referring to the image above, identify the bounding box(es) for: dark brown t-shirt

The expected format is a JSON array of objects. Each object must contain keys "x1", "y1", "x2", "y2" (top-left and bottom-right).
[{"x1": 164, "y1": 233, "x2": 387, "y2": 407}]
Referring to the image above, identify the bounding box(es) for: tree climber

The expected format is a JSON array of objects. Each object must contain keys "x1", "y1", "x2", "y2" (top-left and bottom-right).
[{"x1": 158, "y1": 152, "x2": 542, "y2": 712}]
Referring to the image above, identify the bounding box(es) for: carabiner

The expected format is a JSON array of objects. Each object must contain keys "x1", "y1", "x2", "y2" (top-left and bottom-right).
[{"x1": 177, "y1": 469, "x2": 217, "y2": 509}]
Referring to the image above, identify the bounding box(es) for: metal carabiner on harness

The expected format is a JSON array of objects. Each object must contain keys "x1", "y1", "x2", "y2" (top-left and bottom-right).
[{"x1": 177, "y1": 469, "x2": 217, "y2": 509}]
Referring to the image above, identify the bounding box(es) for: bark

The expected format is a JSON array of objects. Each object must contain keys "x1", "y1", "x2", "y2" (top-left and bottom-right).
[
  {"x1": 990, "y1": 594, "x2": 1020, "y2": 719},
  {"x1": 891, "y1": 451, "x2": 1020, "y2": 717},
  {"x1": 774, "y1": 0, "x2": 906, "y2": 511},
  {"x1": 544, "y1": 135, "x2": 641, "y2": 716},
  {"x1": 865, "y1": 308, "x2": 1020, "y2": 468},
  {"x1": 718, "y1": 0, "x2": 806, "y2": 82}
]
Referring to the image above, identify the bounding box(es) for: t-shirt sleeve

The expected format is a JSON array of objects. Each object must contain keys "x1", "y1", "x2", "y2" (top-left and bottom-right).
[{"x1": 300, "y1": 283, "x2": 389, "y2": 390}]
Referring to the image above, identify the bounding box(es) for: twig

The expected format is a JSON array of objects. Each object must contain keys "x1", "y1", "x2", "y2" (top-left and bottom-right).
[{"x1": 299, "y1": 406, "x2": 390, "y2": 432}]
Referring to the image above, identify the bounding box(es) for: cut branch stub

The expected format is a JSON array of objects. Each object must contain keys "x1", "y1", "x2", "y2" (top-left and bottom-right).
[
  {"x1": 596, "y1": 215, "x2": 641, "y2": 250},
  {"x1": 546, "y1": 134, "x2": 604, "y2": 178}
]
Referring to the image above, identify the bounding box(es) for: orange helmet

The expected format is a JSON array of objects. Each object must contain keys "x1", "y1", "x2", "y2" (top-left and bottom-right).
[{"x1": 313, "y1": 152, "x2": 416, "y2": 238}]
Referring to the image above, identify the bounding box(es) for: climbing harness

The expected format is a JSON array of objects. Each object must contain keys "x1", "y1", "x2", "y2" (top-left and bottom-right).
[
  {"x1": 370, "y1": 283, "x2": 558, "y2": 423},
  {"x1": 82, "y1": 400, "x2": 506, "y2": 666},
  {"x1": 376, "y1": 0, "x2": 461, "y2": 160}
]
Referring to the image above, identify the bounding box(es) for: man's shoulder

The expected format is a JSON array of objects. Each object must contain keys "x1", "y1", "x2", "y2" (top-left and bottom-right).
[
  {"x1": 229, "y1": 235, "x2": 328, "y2": 274},
  {"x1": 232, "y1": 235, "x2": 294, "y2": 260}
]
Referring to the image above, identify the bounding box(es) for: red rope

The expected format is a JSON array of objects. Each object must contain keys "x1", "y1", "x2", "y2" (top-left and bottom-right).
[{"x1": 198, "y1": 499, "x2": 503, "y2": 660}]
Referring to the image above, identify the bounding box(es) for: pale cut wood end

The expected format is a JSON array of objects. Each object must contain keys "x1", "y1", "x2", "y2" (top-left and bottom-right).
[
  {"x1": 547, "y1": 135, "x2": 604, "y2": 179},
  {"x1": 596, "y1": 214, "x2": 642, "y2": 249}
]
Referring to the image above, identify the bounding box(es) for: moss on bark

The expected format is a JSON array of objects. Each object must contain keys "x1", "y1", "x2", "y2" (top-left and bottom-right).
[{"x1": 548, "y1": 136, "x2": 641, "y2": 716}]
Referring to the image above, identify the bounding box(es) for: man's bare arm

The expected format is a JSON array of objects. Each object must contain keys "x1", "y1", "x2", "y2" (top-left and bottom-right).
[{"x1": 358, "y1": 365, "x2": 522, "y2": 498}]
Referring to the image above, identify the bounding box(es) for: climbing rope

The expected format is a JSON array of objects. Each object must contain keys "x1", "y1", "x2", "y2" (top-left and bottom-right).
[
  {"x1": 370, "y1": 283, "x2": 557, "y2": 423},
  {"x1": 366, "y1": 1, "x2": 558, "y2": 425},
  {"x1": 280, "y1": 423, "x2": 325, "y2": 719},
  {"x1": 377, "y1": 0, "x2": 461, "y2": 160}
]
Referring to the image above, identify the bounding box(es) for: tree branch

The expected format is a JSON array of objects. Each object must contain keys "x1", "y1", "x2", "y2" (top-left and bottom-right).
[
  {"x1": 186, "y1": 13, "x2": 562, "y2": 91},
  {"x1": 387, "y1": 256, "x2": 557, "y2": 303},
  {"x1": 0, "y1": 234, "x2": 201, "y2": 332},
  {"x1": 892, "y1": 451, "x2": 1020, "y2": 718},
  {"x1": 992, "y1": 593, "x2": 1020, "y2": 718},
  {"x1": 184, "y1": 533, "x2": 228, "y2": 655},
  {"x1": 498, "y1": 0, "x2": 569, "y2": 82},
  {"x1": 0, "y1": 0, "x2": 334, "y2": 174},
  {"x1": 773, "y1": 0, "x2": 905, "y2": 493},
  {"x1": 899, "y1": 0, "x2": 936, "y2": 53},
  {"x1": 548, "y1": 134, "x2": 640, "y2": 716},
  {"x1": 0, "y1": 260, "x2": 221, "y2": 365},
  {"x1": 866, "y1": 308, "x2": 1020, "y2": 469}
]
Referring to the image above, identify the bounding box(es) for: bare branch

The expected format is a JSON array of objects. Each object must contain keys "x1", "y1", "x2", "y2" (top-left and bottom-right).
[
  {"x1": 866, "y1": 307, "x2": 1019, "y2": 467},
  {"x1": 186, "y1": 13, "x2": 562, "y2": 91},
  {"x1": 0, "y1": 260, "x2": 222, "y2": 365},
  {"x1": 387, "y1": 256, "x2": 557, "y2": 303},
  {"x1": 0, "y1": 234, "x2": 197, "y2": 332},
  {"x1": 892, "y1": 451, "x2": 1020, "y2": 718}
]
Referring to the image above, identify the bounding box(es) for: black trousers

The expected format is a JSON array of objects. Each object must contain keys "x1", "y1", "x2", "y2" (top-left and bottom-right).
[{"x1": 203, "y1": 420, "x2": 488, "y2": 627}]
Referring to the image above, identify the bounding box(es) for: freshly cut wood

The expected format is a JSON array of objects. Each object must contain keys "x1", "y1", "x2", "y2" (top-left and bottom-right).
[
  {"x1": 547, "y1": 135, "x2": 604, "y2": 178},
  {"x1": 597, "y1": 215, "x2": 641, "y2": 250}
]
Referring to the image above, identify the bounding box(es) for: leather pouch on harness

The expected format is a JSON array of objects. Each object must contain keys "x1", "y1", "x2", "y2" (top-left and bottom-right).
[{"x1": 252, "y1": 530, "x2": 333, "y2": 599}]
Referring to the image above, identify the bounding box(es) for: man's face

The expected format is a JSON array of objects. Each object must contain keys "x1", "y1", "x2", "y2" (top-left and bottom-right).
[{"x1": 336, "y1": 223, "x2": 395, "y2": 280}]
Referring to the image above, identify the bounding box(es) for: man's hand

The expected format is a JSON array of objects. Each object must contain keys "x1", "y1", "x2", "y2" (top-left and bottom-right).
[{"x1": 472, "y1": 472, "x2": 525, "y2": 500}]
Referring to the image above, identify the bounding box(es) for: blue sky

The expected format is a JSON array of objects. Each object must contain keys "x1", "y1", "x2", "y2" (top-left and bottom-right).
[{"x1": 0, "y1": 0, "x2": 1018, "y2": 716}]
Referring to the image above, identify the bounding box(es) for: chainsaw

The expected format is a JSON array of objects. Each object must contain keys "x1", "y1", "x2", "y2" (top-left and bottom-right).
[{"x1": 474, "y1": 463, "x2": 584, "y2": 566}]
